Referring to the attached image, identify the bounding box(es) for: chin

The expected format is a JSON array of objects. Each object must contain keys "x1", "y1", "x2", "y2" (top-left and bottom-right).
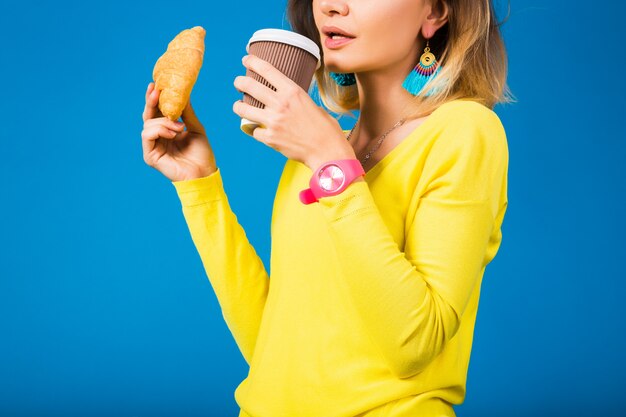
[
  {"x1": 322, "y1": 61, "x2": 350, "y2": 73},
  {"x1": 322, "y1": 52, "x2": 360, "y2": 73}
]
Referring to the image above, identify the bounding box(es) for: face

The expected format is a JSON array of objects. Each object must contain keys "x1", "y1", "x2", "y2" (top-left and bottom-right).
[{"x1": 312, "y1": 0, "x2": 431, "y2": 74}]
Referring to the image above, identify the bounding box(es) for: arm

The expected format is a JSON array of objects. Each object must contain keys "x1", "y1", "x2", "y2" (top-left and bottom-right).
[
  {"x1": 172, "y1": 168, "x2": 270, "y2": 365},
  {"x1": 317, "y1": 115, "x2": 508, "y2": 379}
]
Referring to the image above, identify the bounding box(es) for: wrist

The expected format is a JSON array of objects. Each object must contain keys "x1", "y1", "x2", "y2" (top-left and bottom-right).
[
  {"x1": 178, "y1": 166, "x2": 218, "y2": 182},
  {"x1": 299, "y1": 157, "x2": 365, "y2": 205},
  {"x1": 307, "y1": 147, "x2": 357, "y2": 172}
]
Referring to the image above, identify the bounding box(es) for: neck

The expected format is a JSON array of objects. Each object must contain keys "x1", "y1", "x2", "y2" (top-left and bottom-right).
[{"x1": 351, "y1": 47, "x2": 420, "y2": 146}]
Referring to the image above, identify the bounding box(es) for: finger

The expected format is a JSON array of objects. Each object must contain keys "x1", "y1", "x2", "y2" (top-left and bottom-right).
[
  {"x1": 234, "y1": 75, "x2": 278, "y2": 107},
  {"x1": 142, "y1": 124, "x2": 180, "y2": 144},
  {"x1": 141, "y1": 124, "x2": 179, "y2": 158},
  {"x1": 251, "y1": 125, "x2": 272, "y2": 148},
  {"x1": 142, "y1": 82, "x2": 163, "y2": 121},
  {"x1": 233, "y1": 100, "x2": 268, "y2": 127},
  {"x1": 145, "y1": 82, "x2": 153, "y2": 100},
  {"x1": 242, "y1": 54, "x2": 294, "y2": 92},
  {"x1": 172, "y1": 129, "x2": 189, "y2": 141},
  {"x1": 181, "y1": 100, "x2": 206, "y2": 134},
  {"x1": 144, "y1": 116, "x2": 185, "y2": 132}
]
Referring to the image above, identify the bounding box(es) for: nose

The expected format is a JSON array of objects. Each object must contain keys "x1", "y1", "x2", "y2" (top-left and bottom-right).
[{"x1": 319, "y1": 0, "x2": 348, "y2": 16}]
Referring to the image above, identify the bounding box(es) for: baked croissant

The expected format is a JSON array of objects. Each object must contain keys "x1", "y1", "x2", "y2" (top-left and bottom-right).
[{"x1": 152, "y1": 26, "x2": 206, "y2": 121}]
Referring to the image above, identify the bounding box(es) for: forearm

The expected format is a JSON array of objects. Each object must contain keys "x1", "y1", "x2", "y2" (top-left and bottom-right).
[
  {"x1": 173, "y1": 169, "x2": 270, "y2": 365},
  {"x1": 318, "y1": 181, "x2": 492, "y2": 379}
]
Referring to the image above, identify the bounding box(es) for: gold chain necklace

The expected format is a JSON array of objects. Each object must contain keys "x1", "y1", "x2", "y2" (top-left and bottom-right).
[{"x1": 346, "y1": 117, "x2": 407, "y2": 167}]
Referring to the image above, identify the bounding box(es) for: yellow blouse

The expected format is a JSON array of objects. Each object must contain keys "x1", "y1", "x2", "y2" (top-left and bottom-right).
[{"x1": 172, "y1": 99, "x2": 509, "y2": 417}]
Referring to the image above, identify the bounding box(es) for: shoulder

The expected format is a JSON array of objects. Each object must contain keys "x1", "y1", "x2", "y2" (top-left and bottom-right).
[
  {"x1": 417, "y1": 100, "x2": 510, "y2": 203},
  {"x1": 429, "y1": 99, "x2": 508, "y2": 158},
  {"x1": 436, "y1": 99, "x2": 505, "y2": 135}
]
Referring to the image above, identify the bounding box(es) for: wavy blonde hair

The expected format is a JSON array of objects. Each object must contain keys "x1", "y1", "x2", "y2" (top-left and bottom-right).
[{"x1": 286, "y1": 0, "x2": 515, "y2": 121}]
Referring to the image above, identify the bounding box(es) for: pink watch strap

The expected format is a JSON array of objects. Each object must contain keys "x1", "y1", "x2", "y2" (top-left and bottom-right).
[
  {"x1": 299, "y1": 159, "x2": 365, "y2": 205},
  {"x1": 299, "y1": 188, "x2": 317, "y2": 204}
]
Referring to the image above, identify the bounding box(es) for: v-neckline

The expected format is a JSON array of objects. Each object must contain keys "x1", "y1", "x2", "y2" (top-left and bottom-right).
[{"x1": 343, "y1": 99, "x2": 463, "y2": 181}]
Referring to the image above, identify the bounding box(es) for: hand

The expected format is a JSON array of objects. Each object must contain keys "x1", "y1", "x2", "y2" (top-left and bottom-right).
[
  {"x1": 141, "y1": 82, "x2": 217, "y2": 182},
  {"x1": 232, "y1": 55, "x2": 356, "y2": 171}
]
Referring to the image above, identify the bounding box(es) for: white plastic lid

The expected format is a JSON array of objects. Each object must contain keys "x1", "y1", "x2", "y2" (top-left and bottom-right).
[{"x1": 246, "y1": 28, "x2": 321, "y2": 70}]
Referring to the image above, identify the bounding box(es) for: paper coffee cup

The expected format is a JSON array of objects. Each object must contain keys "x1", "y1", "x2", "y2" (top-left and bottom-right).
[{"x1": 240, "y1": 28, "x2": 321, "y2": 136}]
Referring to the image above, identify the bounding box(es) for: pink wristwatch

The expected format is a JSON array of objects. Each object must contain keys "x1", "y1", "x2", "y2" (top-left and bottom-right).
[{"x1": 299, "y1": 159, "x2": 365, "y2": 205}]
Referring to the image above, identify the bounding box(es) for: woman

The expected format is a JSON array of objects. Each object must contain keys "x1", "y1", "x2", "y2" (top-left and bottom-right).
[{"x1": 140, "y1": 0, "x2": 513, "y2": 415}]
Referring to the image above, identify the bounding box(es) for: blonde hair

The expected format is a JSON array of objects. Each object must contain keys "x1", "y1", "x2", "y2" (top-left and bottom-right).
[{"x1": 286, "y1": 0, "x2": 515, "y2": 121}]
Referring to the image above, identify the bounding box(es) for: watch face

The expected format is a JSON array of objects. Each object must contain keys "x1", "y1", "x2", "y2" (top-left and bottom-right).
[{"x1": 318, "y1": 164, "x2": 346, "y2": 192}]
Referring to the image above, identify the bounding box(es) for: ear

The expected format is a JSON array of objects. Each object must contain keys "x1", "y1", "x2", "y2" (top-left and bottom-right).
[{"x1": 422, "y1": 0, "x2": 449, "y2": 38}]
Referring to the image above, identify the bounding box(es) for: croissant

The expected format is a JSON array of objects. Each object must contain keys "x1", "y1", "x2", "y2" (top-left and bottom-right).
[{"x1": 152, "y1": 26, "x2": 206, "y2": 121}]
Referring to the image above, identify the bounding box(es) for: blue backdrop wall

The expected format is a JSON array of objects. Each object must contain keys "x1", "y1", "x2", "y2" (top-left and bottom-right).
[{"x1": 1, "y1": 0, "x2": 625, "y2": 416}]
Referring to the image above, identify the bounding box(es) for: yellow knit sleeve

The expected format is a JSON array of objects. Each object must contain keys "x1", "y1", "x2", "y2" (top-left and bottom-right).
[
  {"x1": 409, "y1": 110, "x2": 508, "y2": 315},
  {"x1": 172, "y1": 168, "x2": 270, "y2": 365},
  {"x1": 316, "y1": 109, "x2": 508, "y2": 379}
]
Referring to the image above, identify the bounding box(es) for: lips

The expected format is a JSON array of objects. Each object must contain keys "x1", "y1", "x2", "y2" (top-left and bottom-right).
[{"x1": 321, "y1": 25, "x2": 356, "y2": 39}]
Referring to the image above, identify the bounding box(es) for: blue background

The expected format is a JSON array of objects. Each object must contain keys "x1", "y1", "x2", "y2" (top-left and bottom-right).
[{"x1": 1, "y1": 0, "x2": 625, "y2": 416}]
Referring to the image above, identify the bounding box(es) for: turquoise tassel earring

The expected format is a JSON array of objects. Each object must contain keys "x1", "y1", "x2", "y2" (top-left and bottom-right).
[
  {"x1": 402, "y1": 39, "x2": 442, "y2": 96},
  {"x1": 330, "y1": 72, "x2": 356, "y2": 86}
]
